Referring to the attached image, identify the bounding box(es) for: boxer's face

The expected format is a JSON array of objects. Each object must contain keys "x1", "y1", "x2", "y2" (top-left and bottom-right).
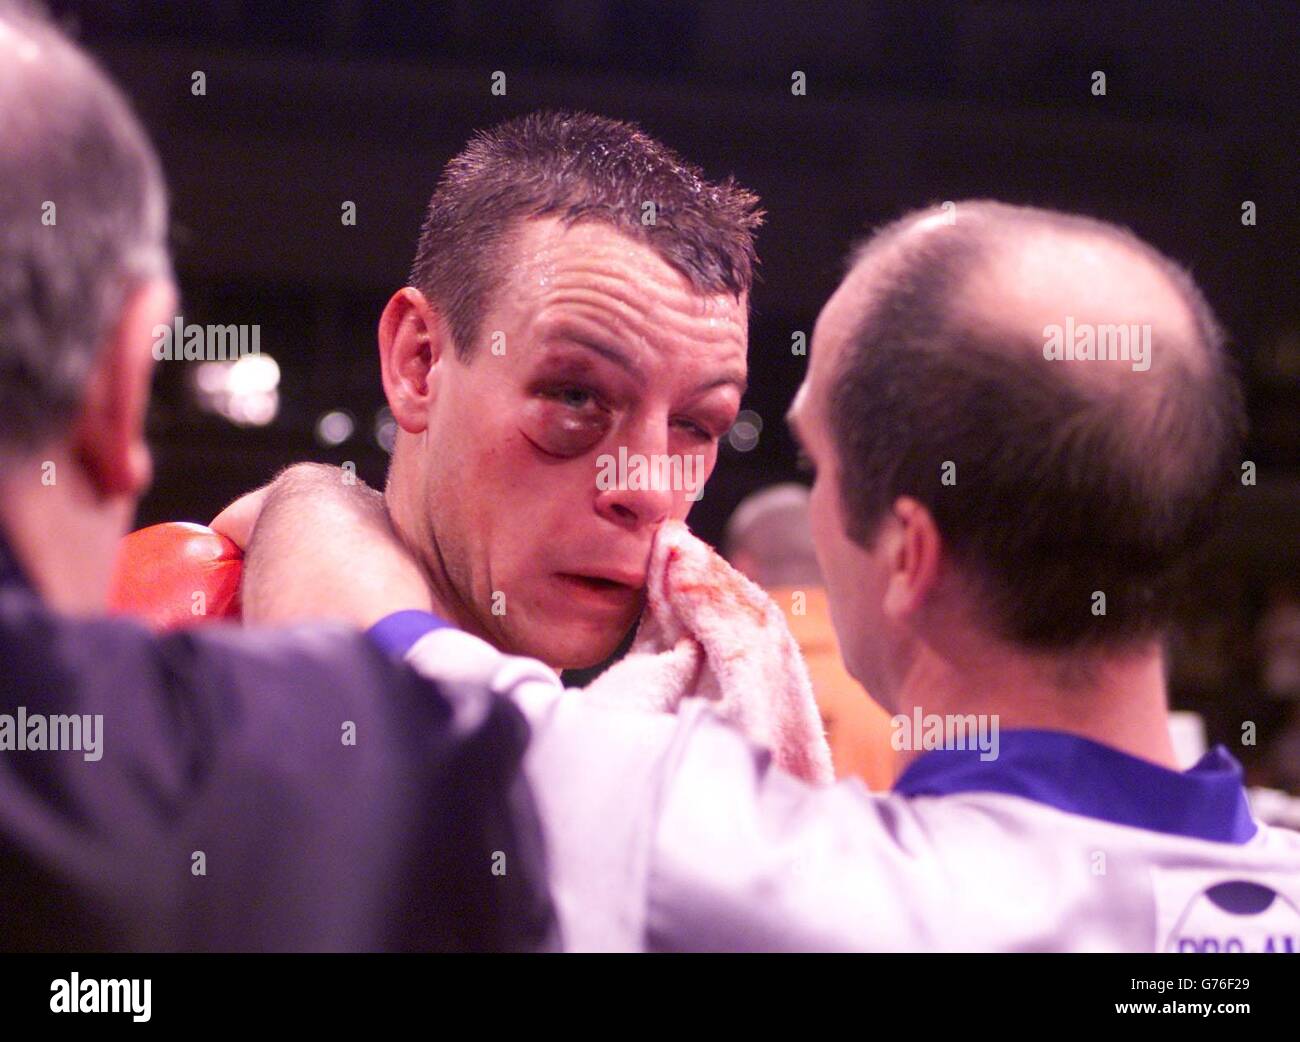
[
  {"x1": 399, "y1": 218, "x2": 747, "y2": 668},
  {"x1": 789, "y1": 265, "x2": 900, "y2": 703}
]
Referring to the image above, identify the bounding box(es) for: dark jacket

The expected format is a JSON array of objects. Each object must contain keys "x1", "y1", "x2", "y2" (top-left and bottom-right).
[{"x1": 0, "y1": 533, "x2": 555, "y2": 952}]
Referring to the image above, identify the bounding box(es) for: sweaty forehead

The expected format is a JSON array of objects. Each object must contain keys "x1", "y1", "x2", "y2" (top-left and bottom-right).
[
  {"x1": 505, "y1": 218, "x2": 733, "y2": 312},
  {"x1": 496, "y1": 216, "x2": 748, "y2": 365}
]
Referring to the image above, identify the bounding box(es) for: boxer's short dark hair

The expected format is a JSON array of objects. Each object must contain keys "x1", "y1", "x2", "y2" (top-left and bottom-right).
[
  {"x1": 828, "y1": 202, "x2": 1245, "y2": 650},
  {"x1": 409, "y1": 110, "x2": 763, "y2": 358}
]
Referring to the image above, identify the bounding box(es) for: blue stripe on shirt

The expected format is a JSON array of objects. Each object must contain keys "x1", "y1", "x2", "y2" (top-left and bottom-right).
[{"x1": 367, "y1": 610, "x2": 453, "y2": 658}]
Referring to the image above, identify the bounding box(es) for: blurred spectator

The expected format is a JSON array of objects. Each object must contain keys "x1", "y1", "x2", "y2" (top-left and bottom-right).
[
  {"x1": 1258, "y1": 584, "x2": 1300, "y2": 701},
  {"x1": 1257, "y1": 584, "x2": 1300, "y2": 793},
  {"x1": 725, "y1": 483, "x2": 896, "y2": 789}
]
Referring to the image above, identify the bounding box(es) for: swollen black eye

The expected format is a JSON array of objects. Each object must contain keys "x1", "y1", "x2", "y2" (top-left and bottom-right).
[
  {"x1": 522, "y1": 386, "x2": 611, "y2": 458},
  {"x1": 560, "y1": 388, "x2": 592, "y2": 408}
]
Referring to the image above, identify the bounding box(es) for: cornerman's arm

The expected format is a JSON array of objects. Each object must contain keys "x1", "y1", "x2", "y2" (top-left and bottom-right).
[{"x1": 231, "y1": 463, "x2": 432, "y2": 628}]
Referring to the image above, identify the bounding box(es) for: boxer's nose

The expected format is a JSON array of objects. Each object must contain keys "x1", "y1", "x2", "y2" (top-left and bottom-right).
[
  {"x1": 593, "y1": 421, "x2": 678, "y2": 531},
  {"x1": 598, "y1": 483, "x2": 674, "y2": 530}
]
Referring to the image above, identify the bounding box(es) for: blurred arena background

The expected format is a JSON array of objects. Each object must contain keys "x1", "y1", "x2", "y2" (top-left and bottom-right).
[{"x1": 47, "y1": 1, "x2": 1299, "y2": 786}]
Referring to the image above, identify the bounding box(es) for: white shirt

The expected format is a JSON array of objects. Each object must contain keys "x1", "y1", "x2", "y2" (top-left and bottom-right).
[{"x1": 369, "y1": 612, "x2": 1300, "y2": 953}]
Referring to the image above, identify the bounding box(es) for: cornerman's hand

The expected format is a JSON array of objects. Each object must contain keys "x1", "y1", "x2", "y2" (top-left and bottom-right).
[{"x1": 210, "y1": 485, "x2": 271, "y2": 550}]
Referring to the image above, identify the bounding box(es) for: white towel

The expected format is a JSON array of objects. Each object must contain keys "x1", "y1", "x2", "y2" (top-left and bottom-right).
[{"x1": 584, "y1": 520, "x2": 834, "y2": 784}]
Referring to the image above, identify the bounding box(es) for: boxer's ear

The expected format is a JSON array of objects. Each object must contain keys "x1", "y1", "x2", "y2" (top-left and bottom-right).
[
  {"x1": 379, "y1": 287, "x2": 451, "y2": 433},
  {"x1": 70, "y1": 278, "x2": 174, "y2": 500}
]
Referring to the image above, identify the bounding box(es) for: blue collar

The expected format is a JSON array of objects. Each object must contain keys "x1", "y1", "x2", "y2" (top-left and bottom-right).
[
  {"x1": 892, "y1": 728, "x2": 1257, "y2": 844},
  {"x1": 366, "y1": 609, "x2": 456, "y2": 657}
]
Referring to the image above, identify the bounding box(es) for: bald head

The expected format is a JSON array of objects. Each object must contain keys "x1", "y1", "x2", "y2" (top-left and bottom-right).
[
  {"x1": 969, "y1": 230, "x2": 1195, "y2": 365},
  {"x1": 821, "y1": 200, "x2": 1243, "y2": 651},
  {"x1": 847, "y1": 201, "x2": 1211, "y2": 373}
]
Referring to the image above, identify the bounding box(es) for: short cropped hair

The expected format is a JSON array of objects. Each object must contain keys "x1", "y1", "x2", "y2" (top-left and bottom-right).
[
  {"x1": 0, "y1": 1, "x2": 170, "y2": 451},
  {"x1": 828, "y1": 201, "x2": 1245, "y2": 651},
  {"x1": 408, "y1": 110, "x2": 763, "y2": 358}
]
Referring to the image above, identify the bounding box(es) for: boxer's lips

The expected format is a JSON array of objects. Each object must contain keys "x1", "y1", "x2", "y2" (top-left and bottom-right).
[
  {"x1": 557, "y1": 568, "x2": 644, "y2": 589},
  {"x1": 555, "y1": 570, "x2": 644, "y2": 608}
]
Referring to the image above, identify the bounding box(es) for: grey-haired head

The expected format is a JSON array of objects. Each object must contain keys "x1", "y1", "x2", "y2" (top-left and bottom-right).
[{"x1": 0, "y1": 1, "x2": 171, "y2": 452}]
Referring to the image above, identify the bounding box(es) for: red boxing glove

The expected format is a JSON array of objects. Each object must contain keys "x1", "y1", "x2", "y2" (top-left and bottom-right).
[{"x1": 108, "y1": 522, "x2": 243, "y2": 630}]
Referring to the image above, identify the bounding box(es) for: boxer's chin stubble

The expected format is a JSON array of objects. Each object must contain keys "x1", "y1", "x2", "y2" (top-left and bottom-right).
[{"x1": 499, "y1": 609, "x2": 624, "y2": 671}]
